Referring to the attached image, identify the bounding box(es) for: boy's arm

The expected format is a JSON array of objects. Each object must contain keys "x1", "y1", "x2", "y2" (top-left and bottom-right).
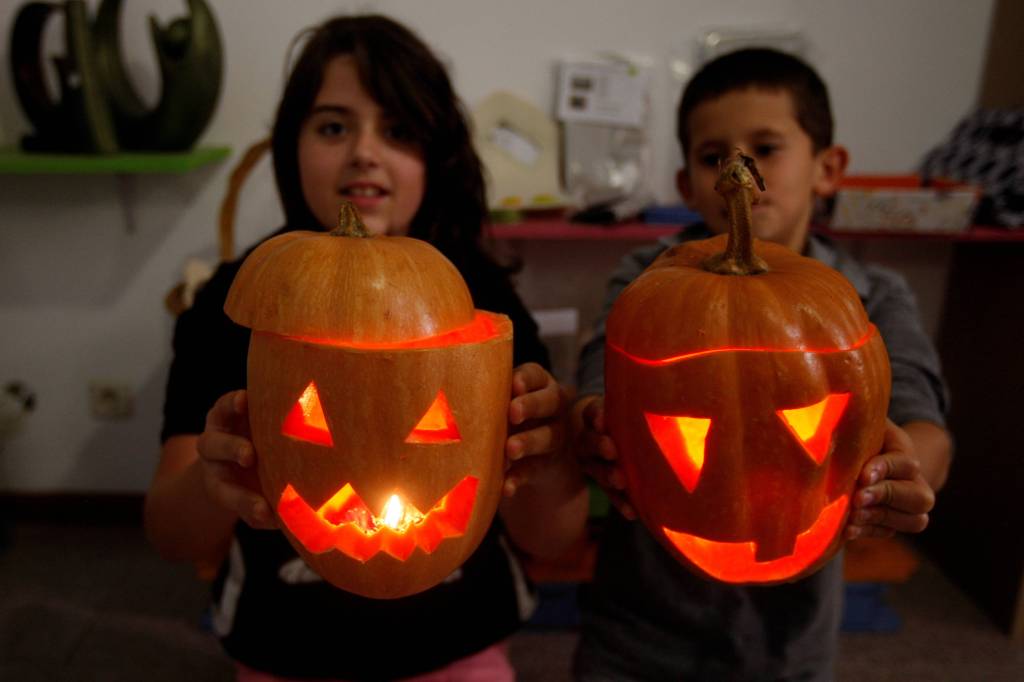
[{"x1": 903, "y1": 419, "x2": 952, "y2": 491}]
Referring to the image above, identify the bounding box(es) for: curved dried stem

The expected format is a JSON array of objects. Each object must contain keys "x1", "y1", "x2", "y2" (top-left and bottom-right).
[{"x1": 703, "y1": 148, "x2": 769, "y2": 275}]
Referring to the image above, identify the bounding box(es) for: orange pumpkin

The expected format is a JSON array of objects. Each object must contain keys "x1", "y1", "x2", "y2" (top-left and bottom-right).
[
  {"x1": 605, "y1": 150, "x2": 890, "y2": 585},
  {"x1": 225, "y1": 204, "x2": 512, "y2": 598}
]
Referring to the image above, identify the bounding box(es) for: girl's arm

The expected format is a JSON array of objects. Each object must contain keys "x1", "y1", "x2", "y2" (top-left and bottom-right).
[
  {"x1": 144, "y1": 390, "x2": 275, "y2": 564},
  {"x1": 498, "y1": 363, "x2": 590, "y2": 560}
]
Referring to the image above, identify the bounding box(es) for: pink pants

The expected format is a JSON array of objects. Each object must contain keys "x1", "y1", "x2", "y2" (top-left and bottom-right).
[{"x1": 235, "y1": 641, "x2": 515, "y2": 682}]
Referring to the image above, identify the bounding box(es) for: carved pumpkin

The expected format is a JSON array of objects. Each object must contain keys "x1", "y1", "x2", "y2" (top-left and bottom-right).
[
  {"x1": 225, "y1": 204, "x2": 512, "y2": 598},
  {"x1": 605, "y1": 150, "x2": 890, "y2": 585}
]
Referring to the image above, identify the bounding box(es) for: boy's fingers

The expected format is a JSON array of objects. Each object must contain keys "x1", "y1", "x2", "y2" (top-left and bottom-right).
[
  {"x1": 846, "y1": 525, "x2": 896, "y2": 541},
  {"x1": 850, "y1": 507, "x2": 930, "y2": 534},
  {"x1": 857, "y1": 478, "x2": 935, "y2": 514},
  {"x1": 882, "y1": 418, "x2": 914, "y2": 453},
  {"x1": 580, "y1": 397, "x2": 605, "y2": 434},
  {"x1": 861, "y1": 452, "x2": 921, "y2": 485}
]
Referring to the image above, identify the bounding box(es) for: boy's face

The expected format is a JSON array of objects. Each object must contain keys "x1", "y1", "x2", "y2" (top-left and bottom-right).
[{"x1": 677, "y1": 88, "x2": 846, "y2": 253}]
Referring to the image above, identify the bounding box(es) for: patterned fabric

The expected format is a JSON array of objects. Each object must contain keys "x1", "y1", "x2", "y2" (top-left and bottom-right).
[{"x1": 921, "y1": 108, "x2": 1024, "y2": 227}]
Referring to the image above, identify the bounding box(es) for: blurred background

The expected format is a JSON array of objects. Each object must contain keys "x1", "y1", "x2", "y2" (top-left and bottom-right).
[{"x1": 1, "y1": 1, "x2": 1021, "y2": 679}]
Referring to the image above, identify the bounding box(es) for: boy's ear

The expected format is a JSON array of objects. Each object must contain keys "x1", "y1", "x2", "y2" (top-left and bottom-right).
[
  {"x1": 814, "y1": 145, "x2": 849, "y2": 197},
  {"x1": 676, "y1": 167, "x2": 693, "y2": 202}
]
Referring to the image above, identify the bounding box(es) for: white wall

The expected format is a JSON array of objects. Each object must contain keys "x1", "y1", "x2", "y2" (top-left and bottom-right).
[{"x1": 0, "y1": 0, "x2": 993, "y2": 492}]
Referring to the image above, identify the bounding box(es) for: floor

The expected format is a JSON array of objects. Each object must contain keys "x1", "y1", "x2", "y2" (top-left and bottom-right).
[{"x1": 1, "y1": 520, "x2": 1020, "y2": 681}]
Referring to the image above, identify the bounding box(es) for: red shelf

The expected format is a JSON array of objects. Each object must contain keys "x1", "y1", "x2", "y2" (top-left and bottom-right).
[
  {"x1": 488, "y1": 219, "x2": 1023, "y2": 242},
  {"x1": 817, "y1": 225, "x2": 1023, "y2": 242},
  {"x1": 489, "y1": 221, "x2": 680, "y2": 240}
]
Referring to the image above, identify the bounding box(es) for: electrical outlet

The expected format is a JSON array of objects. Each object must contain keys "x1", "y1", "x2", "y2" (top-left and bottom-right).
[{"x1": 89, "y1": 381, "x2": 134, "y2": 420}]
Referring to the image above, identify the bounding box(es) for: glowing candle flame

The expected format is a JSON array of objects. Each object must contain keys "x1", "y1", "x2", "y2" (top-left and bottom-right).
[{"x1": 381, "y1": 494, "x2": 405, "y2": 530}]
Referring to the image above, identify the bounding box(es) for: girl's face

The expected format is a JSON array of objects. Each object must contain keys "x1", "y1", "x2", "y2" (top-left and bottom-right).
[{"x1": 298, "y1": 56, "x2": 426, "y2": 236}]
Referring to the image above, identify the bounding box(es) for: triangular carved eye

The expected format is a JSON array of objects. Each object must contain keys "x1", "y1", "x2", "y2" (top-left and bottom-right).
[
  {"x1": 644, "y1": 413, "x2": 711, "y2": 493},
  {"x1": 282, "y1": 381, "x2": 333, "y2": 446},
  {"x1": 406, "y1": 390, "x2": 461, "y2": 444},
  {"x1": 776, "y1": 393, "x2": 850, "y2": 465}
]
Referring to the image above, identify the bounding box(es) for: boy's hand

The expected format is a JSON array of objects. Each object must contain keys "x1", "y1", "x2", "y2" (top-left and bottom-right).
[
  {"x1": 572, "y1": 395, "x2": 637, "y2": 520},
  {"x1": 846, "y1": 419, "x2": 935, "y2": 540},
  {"x1": 196, "y1": 389, "x2": 277, "y2": 530},
  {"x1": 503, "y1": 363, "x2": 571, "y2": 496}
]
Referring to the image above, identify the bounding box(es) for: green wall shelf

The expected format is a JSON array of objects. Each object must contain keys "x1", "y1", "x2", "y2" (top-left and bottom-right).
[{"x1": 0, "y1": 146, "x2": 231, "y2": 174}]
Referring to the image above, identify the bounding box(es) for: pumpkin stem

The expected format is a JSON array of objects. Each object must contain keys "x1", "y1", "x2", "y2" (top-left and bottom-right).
[
  {"x1": 330, "y1": 201, "x2": 371, "y2": 238},
  {"x1": 703, "y1": 148, "x2": 769, "y2": 275}
]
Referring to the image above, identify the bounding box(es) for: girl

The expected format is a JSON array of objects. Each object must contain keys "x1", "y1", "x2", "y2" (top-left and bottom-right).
[{"x1": 145, "y1": 15, "x2": 588, "y2": 681}]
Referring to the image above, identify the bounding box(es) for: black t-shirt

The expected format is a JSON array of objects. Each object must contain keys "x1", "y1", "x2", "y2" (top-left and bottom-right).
[{"x1": 161, "y1": 226, "x2": 549, "y2": 679}]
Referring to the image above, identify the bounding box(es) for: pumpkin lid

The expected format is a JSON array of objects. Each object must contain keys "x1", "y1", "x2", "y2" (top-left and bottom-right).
[
  {"x1": 607, "y1": 234, "x2": 874, "y2": 361},
  {"x1": 224, "y1": 228, "x2": 476, "y2": 344}
]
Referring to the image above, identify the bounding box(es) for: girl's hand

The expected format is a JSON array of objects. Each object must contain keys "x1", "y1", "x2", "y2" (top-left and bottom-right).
[
  {"x1": 503, "y1": 363, "x2": 570, "y2": 496},
  {"x1": 846, "y1": 419, "x2": 935, "y2": 540},
  {"x1": 195, "y1": 390, "x2": 277, "y2": 530},
  {"x1": 571, "y1": 395, "x2": 637, "y2": 520}
]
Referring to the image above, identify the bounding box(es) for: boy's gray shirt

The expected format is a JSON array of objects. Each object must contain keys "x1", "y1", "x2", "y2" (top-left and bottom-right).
[{"x1": 574, "y1": 224, "x2": 948, "y2": 681}]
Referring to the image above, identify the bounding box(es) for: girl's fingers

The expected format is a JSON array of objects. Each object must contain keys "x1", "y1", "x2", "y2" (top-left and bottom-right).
[
  {"x1": 205, "y1": 389, "x2": 248, "y2": 432},
  {"x1": 507, "y1": 422, "x2": 567, "y2": 461},
  {"x1": 204, "y1": 462, "x2": 275, "y2": 528},
  {"x1": 510, "y1": 368, "x2": 565, "y2": 426},
  {"x1": 196, "y1": 429, "x2": 254, "y2": 466},
  {"x1": 511, "y1": 362, "x2": 548, "y2": 395}
]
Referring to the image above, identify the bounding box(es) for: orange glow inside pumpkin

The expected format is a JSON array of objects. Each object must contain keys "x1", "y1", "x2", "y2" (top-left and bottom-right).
[
  {"x1": 611, "y1": 325, "x2": 876, "y2": 366},
  {"x1": 777, "y1": 393, "x2": 850, "y2": 465},
  {"x1": 663, "y1": 495, "x2": 849, "y2": 583},
  {"x1": 277, "y1": 476, "x2": 479, "y2": 562},
  {"x1": 282, "y1": 381, "x2": 333, "y2": 446},
  {"x1": 405, "y1": 391, "x2": 461, "y2": 444},
  {"x1": 287, "y1": 311, "x2": 500, "y2": 350},
  {"x1": 644, "y1": 413, "x2": 711, "y2": 492}
]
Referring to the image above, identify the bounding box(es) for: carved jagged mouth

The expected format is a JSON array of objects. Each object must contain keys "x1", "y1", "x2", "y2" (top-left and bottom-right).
[
  {"x1": 277, "y1": 476, "x2": 478, "y2": 562},
  {"x1": 662, "y1": 495, "x2": 848, "y2": 583}
]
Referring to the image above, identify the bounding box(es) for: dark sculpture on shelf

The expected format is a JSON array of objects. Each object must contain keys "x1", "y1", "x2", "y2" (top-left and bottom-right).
[{"x1": 9, "y1": 0, "x2": 223, "y2": 153}]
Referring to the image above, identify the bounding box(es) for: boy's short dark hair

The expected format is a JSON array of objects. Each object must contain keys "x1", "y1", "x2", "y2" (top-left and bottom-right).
[{"x1": 676, "y1": 48, "x2": 833, "y2": 158}]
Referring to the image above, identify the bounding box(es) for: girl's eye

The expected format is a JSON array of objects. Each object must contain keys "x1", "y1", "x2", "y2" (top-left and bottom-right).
[
  {"x1": 384, "y1": 123, "x2": 415, "y2": 144},
  {"x1": 753, "y1": 144, "x2": 778, "y2": 158},
  {"x1": 317, "y1": 120, "x2": 346, "y2": 137}
]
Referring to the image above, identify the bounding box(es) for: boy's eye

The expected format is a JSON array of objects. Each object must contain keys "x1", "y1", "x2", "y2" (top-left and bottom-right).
[
  {"x1": 698, "y1": 153, "x2": 721, "y2": 168},
  {"x1": 753, "y1": 144, "x2": 778, "y2": 158}
]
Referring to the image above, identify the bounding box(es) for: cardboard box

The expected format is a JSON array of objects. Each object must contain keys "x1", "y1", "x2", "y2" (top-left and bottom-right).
[{"x1": 830, "y1": 175, "x2": 980, "y2": 233}]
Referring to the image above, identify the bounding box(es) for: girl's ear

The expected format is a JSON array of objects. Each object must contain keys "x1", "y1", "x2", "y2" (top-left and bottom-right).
[
  {"x1": 676, "y1": 167, "x2": 693, "y2": 202},
  {"x1": 813, "y1": 145, "x2": 849, "y2": 197}
]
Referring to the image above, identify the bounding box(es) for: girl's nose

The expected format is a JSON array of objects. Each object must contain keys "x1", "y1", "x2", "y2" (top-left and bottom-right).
[{"x1": 350, "y1": 128, "x2": 381, "y2": 168}]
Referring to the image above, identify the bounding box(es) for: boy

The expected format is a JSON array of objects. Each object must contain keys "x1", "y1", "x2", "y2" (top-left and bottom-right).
[{"x1": 571, "y1": 48, "x2": 952, "y2": 681}]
